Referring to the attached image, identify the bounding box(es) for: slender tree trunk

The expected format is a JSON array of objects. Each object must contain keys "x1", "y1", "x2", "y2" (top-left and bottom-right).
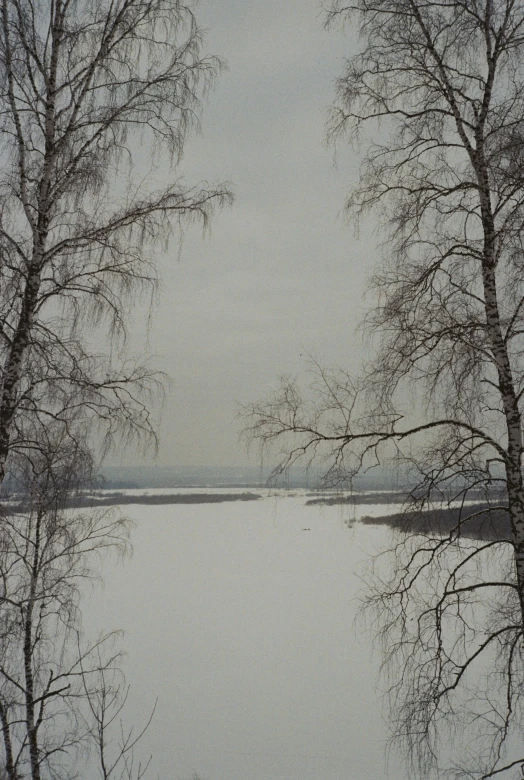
[
  {"x1": 476, "y1": 147, "x2": 524, "y2": 619},
  {"x1": 0, "y1": 0, "x2": 58, "y2": 490},
  {"x1": 23, "y1": 607, "x2": 39, "y2": 780},
  {"x1": 0, "y1": 698, "x2": 16, "y2": 780},
  {"x1": 0, "y1": 264, "x2": 42, "y2": 487},
  {"x1": 482, "y1": 261, "x2": 524, "y2": 614},
  {"x1": 23, "y1": 514, "x2": 42, "y2": 780}
]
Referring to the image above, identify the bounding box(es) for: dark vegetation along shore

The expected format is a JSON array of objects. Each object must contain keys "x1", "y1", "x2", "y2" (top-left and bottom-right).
[
  {"x1": 306, "y1": 491, "x2": 409, "y2": 506},
  {"x1": 360, "y1": 503, "x2": 511, "y2": 541},
  {"x1": 74, "y1": 492, "x2": 262, "y2": 507},
  {"x1": 0, "y1": 492, "x2": 263, "y2": 513},
  {"x1": 306, "y1": 491, "x2": 511, "y2": 541}
]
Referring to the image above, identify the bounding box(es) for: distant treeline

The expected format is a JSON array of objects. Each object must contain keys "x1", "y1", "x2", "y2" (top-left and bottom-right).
[
  {"x1": 0, "y1": 492, "x2": 263, "y2": 512},
  {"x1": 361, "y1": 503, "x2": 511, "y2": 541},
  {"x1": 306, "y1": 491, "x2": 410, "y2": 506},
  {"x1": 69, "y1": 492, "x2": 262, "y2": 507}
]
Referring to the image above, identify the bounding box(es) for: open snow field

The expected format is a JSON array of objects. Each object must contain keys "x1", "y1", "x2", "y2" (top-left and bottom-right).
[{"x1": 83, "y1": 491, "x2": 405, "y2": 780}]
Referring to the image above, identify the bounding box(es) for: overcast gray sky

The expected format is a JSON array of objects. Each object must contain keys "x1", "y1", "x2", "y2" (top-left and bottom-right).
[{"x1": 121, "y1": 0, "x2": 373, "y2": 468}]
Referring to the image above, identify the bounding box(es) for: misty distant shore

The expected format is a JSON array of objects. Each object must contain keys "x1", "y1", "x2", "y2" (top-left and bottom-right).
[{"x1": 98, "y1": 464, "x2": 402, "y2": 491}]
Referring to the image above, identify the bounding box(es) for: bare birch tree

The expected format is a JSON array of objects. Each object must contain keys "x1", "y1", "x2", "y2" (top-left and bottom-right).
[
  {"x1": 244, "y1": 0, "x2": 524, "y2": 776},
  {"x1": 0, "y1": 0, "x2": 232, "y2": 486},
  {"x1": 0, "y1": 427, "x2": 156, "y2": 780}
]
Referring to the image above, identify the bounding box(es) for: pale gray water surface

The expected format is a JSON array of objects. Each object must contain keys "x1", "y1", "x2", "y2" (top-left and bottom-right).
[{"x1": 83, "y1": 492, "x2": 405, "y2": 780}]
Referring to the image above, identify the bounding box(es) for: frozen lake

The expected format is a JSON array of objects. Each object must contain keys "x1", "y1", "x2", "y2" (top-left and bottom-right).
[{"x1": 83, "y1": 491, "x2": 405, "y2": 780}]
